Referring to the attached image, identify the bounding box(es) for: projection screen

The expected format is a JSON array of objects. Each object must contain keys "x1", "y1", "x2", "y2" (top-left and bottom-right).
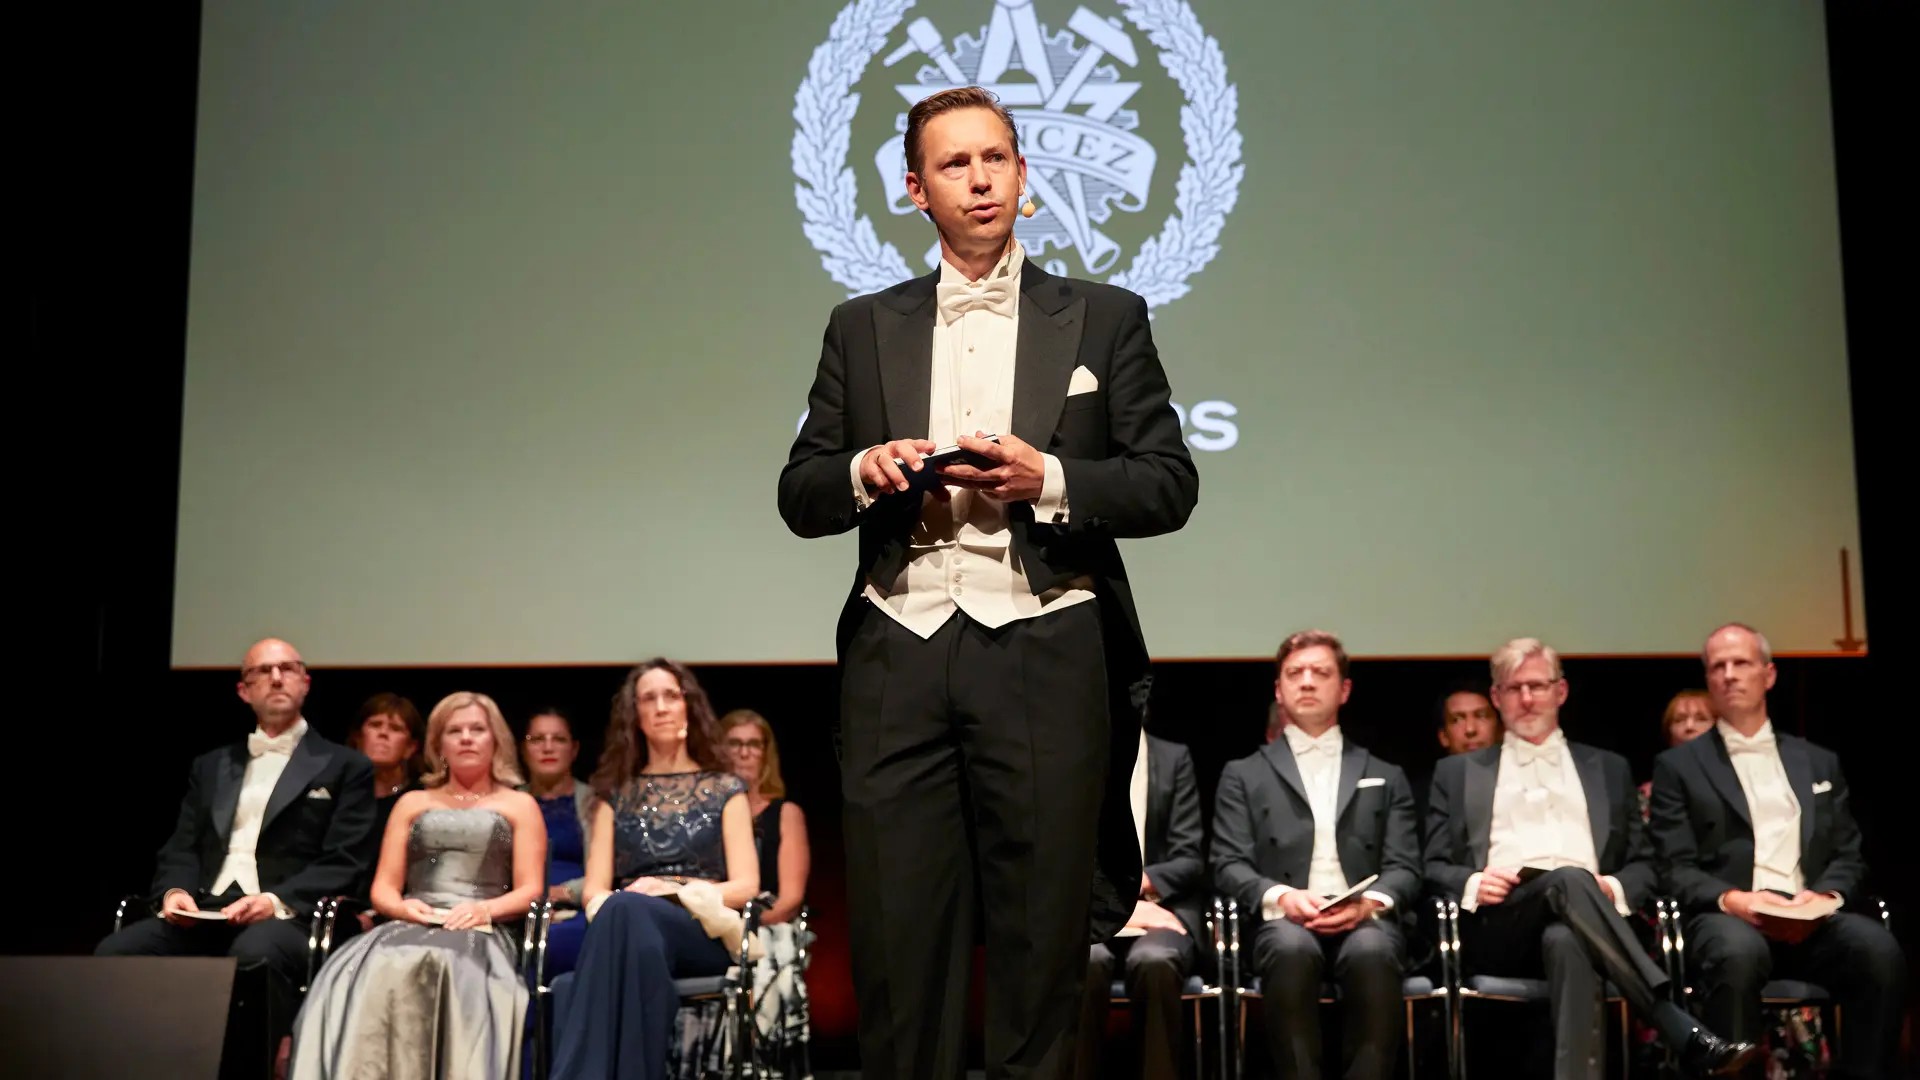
[{"x1": 173, "y1": 0, "x2": 1861, "y2": 665}]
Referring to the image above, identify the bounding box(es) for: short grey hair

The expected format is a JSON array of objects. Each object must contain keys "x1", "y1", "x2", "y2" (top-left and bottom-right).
[
  {"x1": 1703, "y1": 622, "x2": 1772, "y2": 666},
  {"x1": 1490, "y1": 637, "x2": 1562, "y2": 688}
]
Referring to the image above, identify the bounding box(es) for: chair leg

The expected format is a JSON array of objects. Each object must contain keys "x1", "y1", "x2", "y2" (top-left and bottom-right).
[
  {"x1": 1443, "y1": 991, "x2": 1459, "y2": 1076},
  {"x1": 1190, "y1": 998, "x2": 1203, "y2": 1080},
  {"x1": 1405, "y1": 998, "x2": 1417, "y2": 1080},
  {"x1": 1615, "y1": 1000, "x2": 1628, "y2": 1080}
]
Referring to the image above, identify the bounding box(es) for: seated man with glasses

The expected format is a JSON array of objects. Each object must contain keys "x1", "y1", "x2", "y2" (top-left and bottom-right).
[
  {"x1": 97, "y1": 637, "x2": 377, "y2": 1056},
  {"x1": 1424, "y1": 637, "x2": 1755, "y2": 1079}
]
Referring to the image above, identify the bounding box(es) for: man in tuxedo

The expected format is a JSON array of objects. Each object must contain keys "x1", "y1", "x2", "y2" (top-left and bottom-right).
[
  {"x1": 1074, "y1": 731, "x2": 1207, "y2": 1080},
  {"x1": 778, "y1": 86, "x2": 1198, "y2": 1079},
  {"x1": 1649, "y1": 623, "x2": 1905, "y2": 1079},
  {"x1": 97, "y1": 638, "x2": 376, "y2": 1039},
  {"x1": 1213, "y1": 630, "x2": 1420, "y2": 1080},
  {"x1": 1424, "y1": 637, "x2": 1753, "y2": 1079}
]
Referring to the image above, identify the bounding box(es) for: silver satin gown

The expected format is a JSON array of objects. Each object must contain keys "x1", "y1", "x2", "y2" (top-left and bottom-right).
[{"x1": 290, "y1": 807, "x2": 527, "y2": 1080}]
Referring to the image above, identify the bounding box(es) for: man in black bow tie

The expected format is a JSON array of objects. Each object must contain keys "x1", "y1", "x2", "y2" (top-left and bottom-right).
[
  {"x1": 1649, "y1": 623, "x2": 1905, "y2": 1079},
  {"x1": 97, "y1": 638, "x2": 376, "y2": 1049},
  {"x1": 779, "y1": 85, "x2": 1198, "y2": 1080},
  {"x1": 1425, "y1": 637, "x2": 1755, "y2": 1078}
]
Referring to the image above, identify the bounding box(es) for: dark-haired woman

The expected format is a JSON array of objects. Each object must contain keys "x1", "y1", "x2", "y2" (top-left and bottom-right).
[{"x1": 550, "y1": 659, "x2": 759, "y2": 1080}]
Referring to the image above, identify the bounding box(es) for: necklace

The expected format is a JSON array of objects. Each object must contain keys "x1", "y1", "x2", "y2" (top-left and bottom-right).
[{"x1": 447, "y1": 784, "x2": 491, "y2": 803}]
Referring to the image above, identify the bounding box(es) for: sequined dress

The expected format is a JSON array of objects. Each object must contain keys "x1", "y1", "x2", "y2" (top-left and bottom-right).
[{"x1": 290, "y1": 807, "x2": 527, "y2": 1080}]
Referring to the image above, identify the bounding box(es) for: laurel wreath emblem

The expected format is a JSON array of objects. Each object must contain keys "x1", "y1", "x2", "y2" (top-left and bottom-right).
[{"x1": 791, "y1": 0, "x2": 1243, "y2": 309}]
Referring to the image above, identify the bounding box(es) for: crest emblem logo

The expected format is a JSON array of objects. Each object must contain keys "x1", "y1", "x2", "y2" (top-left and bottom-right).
[{"x1": 793, "y1": 0, "x2": 1243, "y2": 309}]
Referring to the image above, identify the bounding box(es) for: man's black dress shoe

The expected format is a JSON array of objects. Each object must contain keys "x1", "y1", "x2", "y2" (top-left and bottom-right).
[{"x1": 1676, "y1": 1028, "x2": 1760, "y2": 1076}]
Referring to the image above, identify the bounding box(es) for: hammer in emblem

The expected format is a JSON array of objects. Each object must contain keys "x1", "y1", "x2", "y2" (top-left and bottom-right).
[{"x1": 883, "y1": 18, "x2": 969, "y2": 86}]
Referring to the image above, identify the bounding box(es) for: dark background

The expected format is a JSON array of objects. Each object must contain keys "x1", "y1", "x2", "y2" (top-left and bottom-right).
[{"x1": 21, "y1": 0, "x2": 1913, "y2": 1071}]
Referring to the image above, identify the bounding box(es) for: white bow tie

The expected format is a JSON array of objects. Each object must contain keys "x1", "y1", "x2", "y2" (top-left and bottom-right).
[
  {"x1": 1509, "y1": 738, "x2": 1562, "y2": 769},
  {"x1": 1285, "y1": 727, "x2": 1340, "y2": 759},
  {"x1": 248, "y1": 728, "x2": 299, "y2": 758},
  {"x1": 937, "y1": 278, "x2": 1017, "y2": 324},
  {"x1": 1723, "y1": 729, "x2": 1776, "y2": 756}
]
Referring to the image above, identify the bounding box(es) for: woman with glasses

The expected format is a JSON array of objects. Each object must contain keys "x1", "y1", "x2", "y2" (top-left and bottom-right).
[
  {"x1": 518, "y1": 707, "x2": 596, "y2": 978},
  {"x1": 719, "y1": 709, "x2": 813, "y2": 1078},
  {"x1": 550, "y1": 659, "x2": 758, "y2": 1080}
]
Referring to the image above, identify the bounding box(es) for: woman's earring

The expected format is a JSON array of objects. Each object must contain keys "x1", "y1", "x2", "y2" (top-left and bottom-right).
[
  {"x1": 1020, "y1": 190, "x2": 1037, "y2": 218},
  {"x1": 678, "y1": 727, "x2": 688, "y2": 739}
]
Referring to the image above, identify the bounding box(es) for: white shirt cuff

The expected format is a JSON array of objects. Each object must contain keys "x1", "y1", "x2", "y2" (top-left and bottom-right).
[
  {"x1": 1260, "y1": 884, "x2": 1289, "y2": 922},
  {"x1": 1033, "y1": 453, "x2": 1069, "y2": 523},
  {"x1": 1601, "y1": 876, "x2": 1629, "y2": 918},
  {"x1": 1461, "y1": 872, "x2": 1485, "y2": 914},
  {"x1": 263, "y1": 893, "x2": 294, "y2": 920},
  {"x1": 1363, "y1": 890, "x2": 1395, "y2": 916},
  {"x1": 849, "y1": 446, "x2": 885, "y2": 510},
  {"x1": 1717, "y1": 891, "x2": 1731, "y2": 913}
]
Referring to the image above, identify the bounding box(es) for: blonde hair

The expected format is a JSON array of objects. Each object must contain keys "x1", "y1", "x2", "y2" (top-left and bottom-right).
[
  {"x1": 420, "y1": 691, "x2": 525, "y2": 789},
  {"x1": 1490, "y1": 637, "x2": 1562, "y2": 688},
  {"x1": 719, "y1": 709, "x2": 787, "y2": 799}
]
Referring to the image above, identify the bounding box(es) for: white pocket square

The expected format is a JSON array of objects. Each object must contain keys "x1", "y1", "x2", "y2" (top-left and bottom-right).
[
  {"x1": 1066, "y1": 365, "x2": 1099, "y2": 396},
  {"x1": 306, "y1": 787, "x2": 332, "y2": 800},
  {"x1": 1356, "y1": 777, "x2": 1386, "y2": 789},
  {"x1": 1811, "y1": 780, "x2": 1832, "y2": 794}
]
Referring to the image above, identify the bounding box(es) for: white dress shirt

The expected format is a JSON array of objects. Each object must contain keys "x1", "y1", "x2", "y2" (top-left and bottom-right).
[
  {"x1": 203, "y1": 718, "x2": 307, "y2": 919},
  {"x1": 1464, "y1": 729, "x2": 1629, "y2": 916},
  {"x1": 1260, "y1": 725, "x2": 1394, "y2": 921},
  {"x1": 848, "y1": 240, "x2": 1091, "y2": 639},
  {"x1": 1717, "y1": 719, "x2": 1804, "y2": 896},
  {"x1": 1131, "y1": 728, "x2": 1149, "y2": 873}
]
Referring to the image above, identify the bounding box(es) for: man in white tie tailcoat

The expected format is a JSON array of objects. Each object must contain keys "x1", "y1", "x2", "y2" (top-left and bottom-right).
[
  {"x1": 779, "y1": 86, "x2": 1198, "y2": 1080},
  {"x1": 97, "y1": 638, "x2": 376, "y2": 1051},
  {"x1": 1649, "y1": 623, "x2": 1905, "y2": 1079},
  {"x1": 1212, "y1": 630, "x2": 1421, "y2": 1080},
  {"x1": 1424, "y1": 637, "x2": 1755, "y2": 1078}
]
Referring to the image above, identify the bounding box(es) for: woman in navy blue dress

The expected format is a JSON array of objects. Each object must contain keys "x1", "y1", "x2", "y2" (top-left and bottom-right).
[
  {"x1": 551, "y1": 659, "x2": 759, "y2": 1080},
  {"x1": 518, "y1": 707, "x2": 595, "y2": 977}
]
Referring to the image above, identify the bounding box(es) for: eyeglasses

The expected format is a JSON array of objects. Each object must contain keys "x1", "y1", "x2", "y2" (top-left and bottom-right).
[
  {"x1": 242, "y1": 661, "x2": 307, "y2": 683},
  {"x1": 1498, "y1": 679, "x2": 1561, "y2": 699},
  {"x1": 724, "y1": 738, "x2": 766, "y2": 753},
  {"x1": 523, "y1": 734, "x2": 572, "y2": 747}
]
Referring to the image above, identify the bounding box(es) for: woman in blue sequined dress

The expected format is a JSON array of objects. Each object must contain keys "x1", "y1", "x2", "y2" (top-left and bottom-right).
[{"x1": 551, "y1": 659, "x2": 759, "y2": 1080}]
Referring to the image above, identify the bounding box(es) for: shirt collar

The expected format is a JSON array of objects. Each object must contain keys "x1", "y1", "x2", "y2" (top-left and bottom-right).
[
  {"x1": 939, "y1": 237, "x2": 1024, "y2": 288},
  {"x1": 1716, "y1": 717, "x2": 1776, "y2": 750}
]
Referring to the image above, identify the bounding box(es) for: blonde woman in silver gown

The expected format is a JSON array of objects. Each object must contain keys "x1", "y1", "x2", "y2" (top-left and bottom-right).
[{"x1": 290, "y1": 692, "x2": 547, "y2": 1080}]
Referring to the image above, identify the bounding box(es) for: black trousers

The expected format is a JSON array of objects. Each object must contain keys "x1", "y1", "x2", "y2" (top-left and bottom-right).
[
  {"x1": 1252, "y1": 916, "x2": 1405, "y2": 1080},
  {"x1": 96, "y1": 896, "x2": 309, "y2": 1080},
  {"x1": 1075, "y1": 929, "x2": 1199, "y2": 1080},
  {"x1": 1463, "y1": 868, "x2": 1680, "y2": 1080},
  {"x1": 840, "y1": 601, "x2": 1110, "y2": 1080},
  {"x1": 1684, "y1": 910, "x2": 1905, "y2": 1080}
]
